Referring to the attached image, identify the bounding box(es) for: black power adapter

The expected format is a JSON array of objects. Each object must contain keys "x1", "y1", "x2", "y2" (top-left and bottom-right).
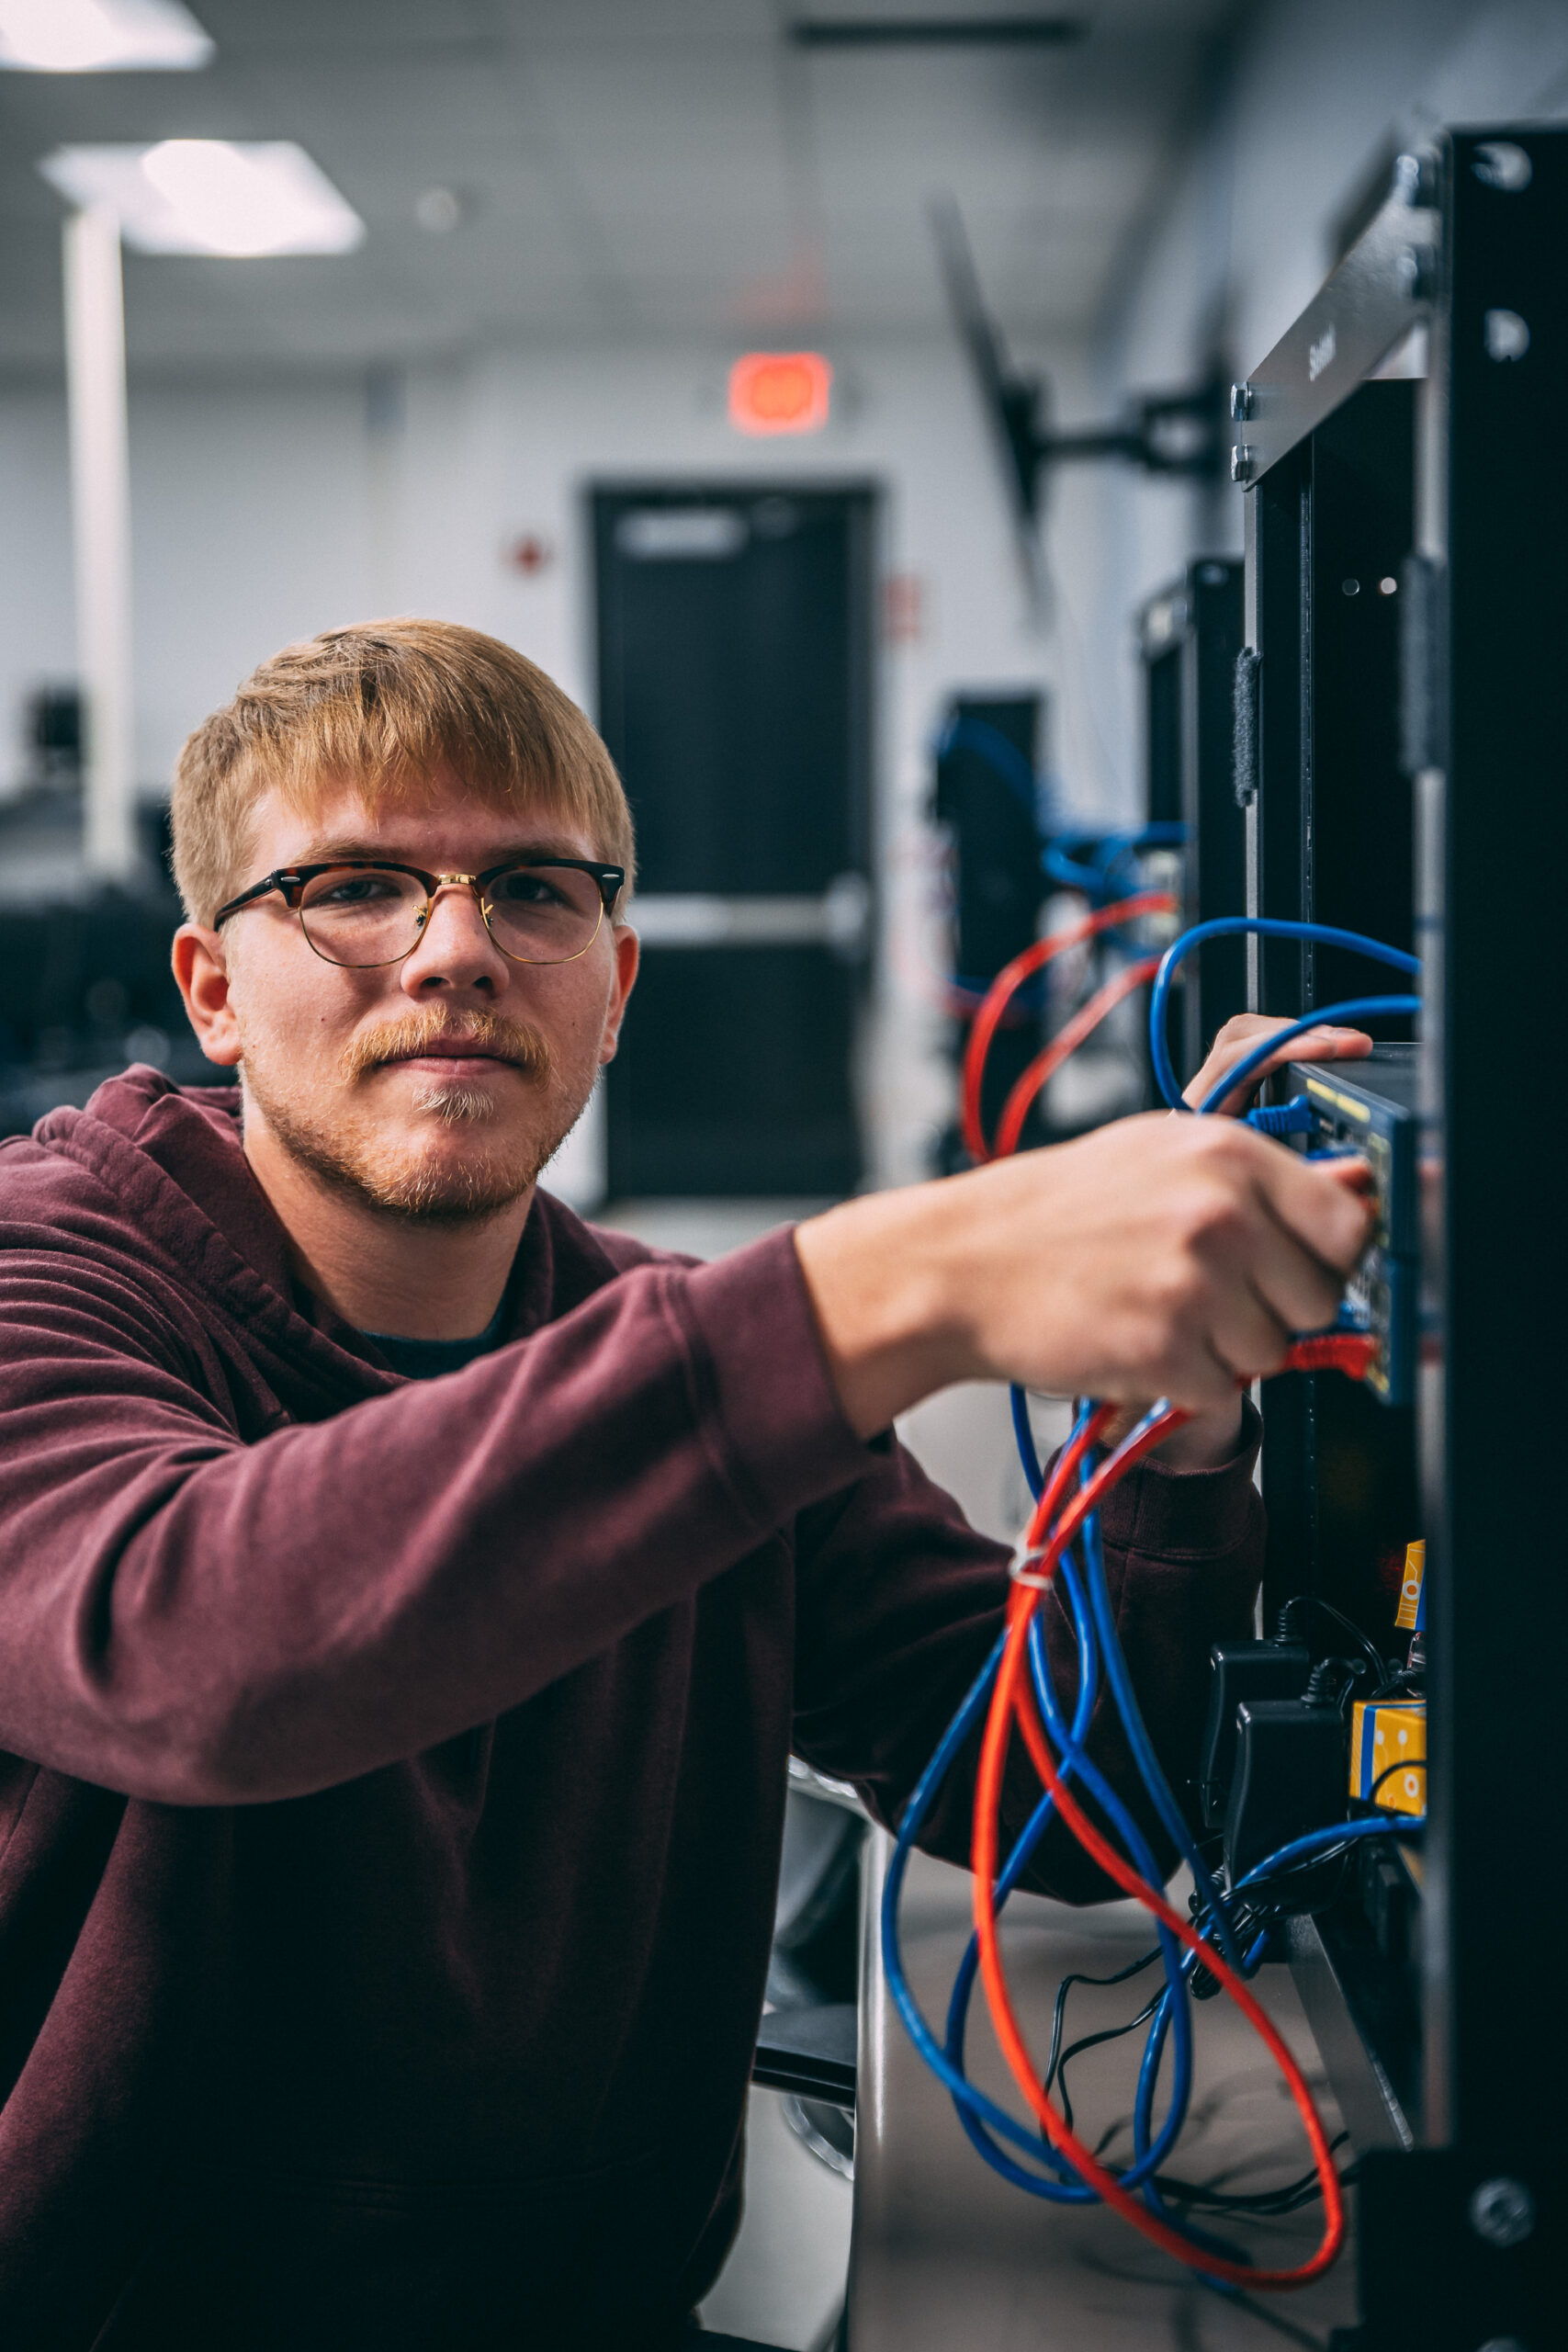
[
  {"x1": 1198, "y1": 1639, "x2": 1311, "y2": 1827},
  {"x1": 1223, "y1": 1689, "x2": 1349, "y2": 1910}
]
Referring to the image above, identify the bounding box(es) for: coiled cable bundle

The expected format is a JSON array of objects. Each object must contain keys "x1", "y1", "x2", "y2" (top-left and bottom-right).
[{"x1": 884, "y1": 913, "x2": 1426, "y2": 2291}]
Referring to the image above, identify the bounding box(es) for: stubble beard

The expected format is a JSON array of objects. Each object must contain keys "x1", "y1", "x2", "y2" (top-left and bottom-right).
[{"x1": 240, "y1": 1004, "x2": 591, "y2": 1226}]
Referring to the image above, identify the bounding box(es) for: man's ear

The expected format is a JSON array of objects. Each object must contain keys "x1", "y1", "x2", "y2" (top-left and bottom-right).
[
  {"x1": 172, "y1": 924, "x2": 243, "y2": 1067},
  {"x1": 597, "y1": 924, "x2": 640, "y2": 1067}
]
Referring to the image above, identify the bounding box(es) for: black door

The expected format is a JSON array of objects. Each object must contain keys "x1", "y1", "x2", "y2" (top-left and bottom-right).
[{"x1": 592, "y1": 484, "x2": 875, "y2": 1195}]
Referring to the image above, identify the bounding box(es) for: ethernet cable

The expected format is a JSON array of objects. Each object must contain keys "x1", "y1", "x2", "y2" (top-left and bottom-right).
[
  {"x1": 886, "y1": 905, "x2": 1423, "y2": 2285},
  {"x1": 1147, "y1": 915, "x2": 1421, "y2": 1114}
]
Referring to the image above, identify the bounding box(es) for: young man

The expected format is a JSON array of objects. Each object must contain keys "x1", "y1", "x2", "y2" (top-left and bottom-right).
[{"x1": 0, "y1": 622, "x2": 1370, "y2": 2348}]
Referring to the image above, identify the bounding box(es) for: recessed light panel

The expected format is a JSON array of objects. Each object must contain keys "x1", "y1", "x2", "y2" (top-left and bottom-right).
[
  {"x1": 39, "y1": 141, "x2": 366, "y2": 256},
  {"x1": 0, "y1": 0, "x2": 212, "y2": 73}
]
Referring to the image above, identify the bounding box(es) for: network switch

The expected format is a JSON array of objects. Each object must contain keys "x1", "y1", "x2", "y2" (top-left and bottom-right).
[{"x1": 1283, "y1": 1045, "x2": 1420, "y2": 1406}]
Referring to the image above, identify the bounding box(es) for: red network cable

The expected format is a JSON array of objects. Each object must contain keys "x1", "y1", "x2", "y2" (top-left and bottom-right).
[
  {"x1": 960, "y1": 891, "x2": 1177, "y2": 1163},
  {"x1": 970, "y1": 1339, "x2": 1367, "y2": 2290},
  {"x1": 955, "y1": 873, "x2": 1369, "y2": 2281},
  {"x1": 992, "y1": 955, "x2": 1163, "y2": 1159}
]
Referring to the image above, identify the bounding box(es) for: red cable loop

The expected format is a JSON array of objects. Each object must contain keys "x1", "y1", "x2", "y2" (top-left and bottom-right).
[
  {"x1": 974, "y1": 1338, "x2": 1368, "y2": 2289},
  {"x1": 960, "y1": 868, "x2": 1362, "y2": 2284},
  {"x1": 993, "y1": 956, "x2": 1163, "y2": 1159},
  {"x1": 960, "y1": 893, "x2": 1177, "y2": 1163}
]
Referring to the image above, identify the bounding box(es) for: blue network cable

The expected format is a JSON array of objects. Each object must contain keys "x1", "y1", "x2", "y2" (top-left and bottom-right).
[
  {"x1": 884, "y1": 1409, "x2": 1197, "y2": 2193},
  {"x1": 1011, "y1": 1390, "x2": 1235, "y2": 1962},
  {"x1": 1146, "y1": 915, "x2": 1421, "y2": 1113},
  {"x1": 936, "y1": 717, "x2": 1045, "y2": 821},
  {"x1": 885, "y1": 908, "x2": 1425, "y2": 2256},
  {"x1": 1200, "y1": 998, "x2": 1422, "y2": 1114},
  {"x1": 883, "y1": 1408, "x2": 1213, "y2": 2243},
  {"x1": 1043, "y1": 822, "x2": 1187, "y2": 902},
  {"x1": 882, "y1": 1384, "x2": 1420, "y2": 2247}
]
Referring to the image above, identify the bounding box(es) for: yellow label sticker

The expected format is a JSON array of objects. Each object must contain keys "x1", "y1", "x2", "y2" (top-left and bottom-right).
[
  {"x1": 1304, "y1": 1076, "x2": 1372, "y2": 1122},
  {"x1": 1394, "y1": 1538, "x2": 1426, "y2": 1632}
]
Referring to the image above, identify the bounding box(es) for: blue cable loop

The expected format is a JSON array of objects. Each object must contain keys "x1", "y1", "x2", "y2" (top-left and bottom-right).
[
  {"x1": 887, "y1": 913, "x2": 1427, "y2": 2249},
  {"x1": 936, "y1": 717, "x2": 1043, "y2": 820},
  {"x1": 1197, "y1": 998, "x2": 1421, "y2": 1114},
  {"x1": 937, "y1": 1566, "x2": 1195, "y2": 2199},
  {"x1": 882, "y1": 1409, "x2": 1204, "y2": 2213},
  {"x1": 1043, "y1": 823, "x2": 1187, "y2": 904},
  {"x1": 1232, "y1": 1813, "x2": 1421, "y2": 1894},
  {"x1": 926, "y1": 1400, "x2": 1212, "y2": 2218},
  {"x1": 1066, "y1": 1427, "x2": 1245, "y2": 1970},
  {"x1": 1147, "y1": 916, "x2": 1420, "y2": 1112}
]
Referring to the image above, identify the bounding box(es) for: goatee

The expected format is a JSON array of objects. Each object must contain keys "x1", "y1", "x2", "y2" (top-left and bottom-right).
[{"x1": 241, "y1": 1007, "x2": 586, "y2": 1226}]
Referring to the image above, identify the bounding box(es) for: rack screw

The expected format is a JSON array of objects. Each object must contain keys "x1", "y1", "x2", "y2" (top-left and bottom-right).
[
  {"x1": 1393, "y1": 150, "x2": 1439, "y2": 207},
  {"x1": 1230, "y1": 445, "x2": 1257, "y2": 484},
  {"x1": 1230, "y1": 380, "x2": 1256, "y2": 422},
  {"x1": 1469, "y1": 2177, "x2": 1535, "y2": 2249},
  {"x1": 1397, "y1": 244, "x2": 1437, "y2": 303}
]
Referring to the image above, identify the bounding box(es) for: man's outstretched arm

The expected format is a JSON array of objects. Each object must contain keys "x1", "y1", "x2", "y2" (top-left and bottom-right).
[{"x1": 795, "y1": 1104, "x2": 1370, "y2": 1438}]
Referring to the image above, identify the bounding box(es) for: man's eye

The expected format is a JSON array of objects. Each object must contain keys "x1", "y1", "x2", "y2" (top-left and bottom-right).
[
  {"x1": 319, "y1": 874, "x2": 400, "y2": 906},
  {"x1": 495, "y1": 871, "x2": 562, "y2": 906}
]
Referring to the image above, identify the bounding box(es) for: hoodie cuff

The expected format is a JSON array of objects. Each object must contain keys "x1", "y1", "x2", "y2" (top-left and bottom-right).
[
  {"x1": 675, "y1": 1227, "x2": 877, "y2": 1531},
  {"x1": 1094, "y1": 1396, "x2": 1263, "y2": 1561}
]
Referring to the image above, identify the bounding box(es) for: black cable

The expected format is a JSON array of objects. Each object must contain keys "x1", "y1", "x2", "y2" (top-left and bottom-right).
[
  {"x1": 1055, "y1": 1991, "x2": 1166, "y2": 2135},
  {"x1": 1369, "y1": 1666, "x2": 1424, "y2": 1702},
  {"x1": 1149, "y1": 2140, "x2": 1355, "y2": 2215},
  {"x1": 1040, "y1": 1944, "x2": 1162, "y2": 2099},
  {"x1": 1276, "y1": 1593, "x2": 1387, "y2": 1685},
  {"x1": 1362, "y1": 1755, "x2": 1427, "y2": 1807}
]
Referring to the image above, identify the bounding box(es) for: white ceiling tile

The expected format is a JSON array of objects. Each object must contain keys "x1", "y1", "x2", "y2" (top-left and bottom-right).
[{"x1": 0, "y1": 0, "x2": 1227, "y2": 368}]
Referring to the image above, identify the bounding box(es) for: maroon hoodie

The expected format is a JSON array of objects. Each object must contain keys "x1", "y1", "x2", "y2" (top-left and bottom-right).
[{"x1": 0, "y1": 1069, "x2": 1263, "y2": 2348}]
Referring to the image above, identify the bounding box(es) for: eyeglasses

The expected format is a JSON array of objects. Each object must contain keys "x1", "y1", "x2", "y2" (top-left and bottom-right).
[{"x1": 213, "y1": 858, "x2": 626, "y2": 970}]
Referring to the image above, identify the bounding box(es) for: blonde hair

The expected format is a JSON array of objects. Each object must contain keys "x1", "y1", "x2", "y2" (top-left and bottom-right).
[{"x1": 171, "y1": 618, "x2": 635, "y2": 926}]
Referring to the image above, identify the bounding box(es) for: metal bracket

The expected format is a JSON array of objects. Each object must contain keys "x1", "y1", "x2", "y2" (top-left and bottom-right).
[
  {"x1": 1231, "y1": 150, "x2": 1439, "y2": 486},
  {"x1": 1336, "y1": 2149, "x2": 1561, "y2": 2350}
]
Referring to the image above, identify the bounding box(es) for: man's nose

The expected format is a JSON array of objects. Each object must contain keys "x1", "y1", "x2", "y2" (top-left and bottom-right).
[{"x1": 398, "y1": 881, "x2": 511, "y2": 993}]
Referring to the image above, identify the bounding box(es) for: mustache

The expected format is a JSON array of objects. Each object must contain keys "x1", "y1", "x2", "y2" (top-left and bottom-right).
[{"x1": 342, "y1": 1008, "x2": 553, "y2": 1086}]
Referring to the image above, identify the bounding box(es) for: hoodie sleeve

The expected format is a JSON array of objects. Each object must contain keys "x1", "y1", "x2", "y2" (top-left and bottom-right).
[
  {"x1": 790, "y1": 1406, "x2": 1264, "y2": 1902},
  {"x1": 0, "y1": 1211, "x2": 874, "y2": 1805}
]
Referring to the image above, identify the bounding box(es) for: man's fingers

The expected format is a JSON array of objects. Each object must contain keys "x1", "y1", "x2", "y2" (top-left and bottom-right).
[
  {"x1": 1253, "y1": 1140, "x2": 1375, "y2": 1279},
  {"x1": 1234, "y1": 1217, "x2": 1348, "y2": 1343},
  {"x1": 1186, "y1": 1015, "x2": 1374, "y2": 1116},
  {"x1": 1288, "y1": 1023, "x2": 1374, "y2": 1065},
  {"x1": 1205, "y1": 1278, "x2": 1293, "y2": 1384}
]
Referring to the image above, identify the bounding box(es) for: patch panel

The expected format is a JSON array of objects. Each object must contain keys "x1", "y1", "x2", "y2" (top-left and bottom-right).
[{"x1": 1283, "y1": 1045, "x2": 1419, "y2": 1404}]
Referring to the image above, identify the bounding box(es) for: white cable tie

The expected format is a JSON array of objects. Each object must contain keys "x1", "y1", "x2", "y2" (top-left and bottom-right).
[{"x1": 1008, "y1": 1542, "x2": 1055, "y2": 1590}]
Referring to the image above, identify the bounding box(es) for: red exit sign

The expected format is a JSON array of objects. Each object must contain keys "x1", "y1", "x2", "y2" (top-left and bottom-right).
[{"x1": 728, "y1": 351, "x2": 832, "y2": 435}]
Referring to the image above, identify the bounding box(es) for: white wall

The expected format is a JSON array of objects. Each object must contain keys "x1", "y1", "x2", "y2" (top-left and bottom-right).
[
  {"x1": 1081, "y1": 0, "x2": 1568, "y2": 801},
  {"x1": 1, "y1": 328, "x2": 1113, "y2": 1195},
  {"x1": 15, "y1": 2, "x2": 1553, "y2": 1196}
]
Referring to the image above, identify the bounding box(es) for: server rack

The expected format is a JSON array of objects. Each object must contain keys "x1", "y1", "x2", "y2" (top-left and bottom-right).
[
  {"x1": 933, "y1": 694, "x2": 1044, "y2": 1164},
  {"x1": 1138, "y1": 558, "x2": 1246, "y2": 1083},
  {"x1": 1228, "y1": 126, "x2": 1565, "y2": 2346}
]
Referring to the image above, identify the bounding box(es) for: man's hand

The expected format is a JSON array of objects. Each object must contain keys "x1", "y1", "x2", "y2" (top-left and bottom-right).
[
  {"x1": 795, "y1": 1114, "x2": 1373, "y2": 1441},
  {"x1": 1145, "y1": 1012, "x2": 1374, "y2": 1460},
  {"x1": 1184, "y1": 1012, "x2": 1373, "y2": 1117}
]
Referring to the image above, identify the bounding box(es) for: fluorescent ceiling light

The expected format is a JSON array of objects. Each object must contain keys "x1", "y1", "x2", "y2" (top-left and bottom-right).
[
  {"x1": 39, "y1": 142, "x2": 365, "y2": 256},
  {"x1": 0, "y1": 0, "x2": 212, "y2": 73}
]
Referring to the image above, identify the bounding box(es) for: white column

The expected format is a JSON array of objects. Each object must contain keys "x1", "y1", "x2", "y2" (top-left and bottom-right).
[{"x1": 62, "y1": 203, "x2": 136, "y2": 883}]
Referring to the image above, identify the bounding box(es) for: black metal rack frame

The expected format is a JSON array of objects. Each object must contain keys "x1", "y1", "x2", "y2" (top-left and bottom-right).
[
  {"x1": 1137, "y1": 558, "x2": 1247, "y2": 1082},
  {"x1": 1230, "y1": 125, "x2": 1565, "y2": 2347}
]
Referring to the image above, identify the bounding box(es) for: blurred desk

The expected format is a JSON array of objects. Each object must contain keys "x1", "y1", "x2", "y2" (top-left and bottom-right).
[{"x1": 848, "y1": 1837, "x2": 1359, "y2": 2350}]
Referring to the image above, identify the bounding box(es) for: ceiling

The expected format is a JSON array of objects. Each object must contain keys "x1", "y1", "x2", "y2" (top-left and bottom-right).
[{"x1": 0, "y1": 0, "x2": 1238, "y2": 376}]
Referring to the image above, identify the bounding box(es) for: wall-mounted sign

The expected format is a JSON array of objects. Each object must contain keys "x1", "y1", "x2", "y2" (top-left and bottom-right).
[{"x1": 728, "y1": 351, "x2": 831, "y2": 435}]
